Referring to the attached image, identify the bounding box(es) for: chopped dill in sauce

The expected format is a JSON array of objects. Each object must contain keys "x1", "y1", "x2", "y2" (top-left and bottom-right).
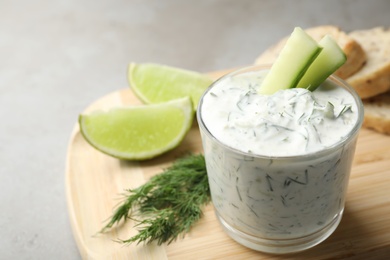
[
  {"x1": 199, "y1": 69, "x2": 361, "y2": 243},
  {"x1": 201, "y1": 71, "x2": 358, "y2": 156}
]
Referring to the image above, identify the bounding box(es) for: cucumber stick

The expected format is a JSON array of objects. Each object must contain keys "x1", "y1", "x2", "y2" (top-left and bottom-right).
[
  {"x1": 296, "y1": 35, "x2": 347, "y2": 91},
  {"x1": 258, "y1": 27, "x2": 323, "y2": 95}
]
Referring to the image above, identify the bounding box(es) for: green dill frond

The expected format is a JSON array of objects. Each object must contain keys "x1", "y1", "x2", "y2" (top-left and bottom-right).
[{"x1": 100, "y1": 154, "x2": 210, "y2": 245}]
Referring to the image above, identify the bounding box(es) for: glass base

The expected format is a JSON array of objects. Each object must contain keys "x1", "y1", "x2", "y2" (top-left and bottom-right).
[{"x1": 216, "y1": 210, "x2": 343, "y2": 254}]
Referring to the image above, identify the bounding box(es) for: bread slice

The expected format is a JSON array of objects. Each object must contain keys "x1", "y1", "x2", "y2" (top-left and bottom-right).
[
  {"x1": 347, "y1": 27, "x2": 390, "y2": 99},
  {"x1": 254, "y1": 25, "x2": 366, "y2": 79},
  {"x1": 363, "y1": 90, "x2": 390, "y2": 135}
]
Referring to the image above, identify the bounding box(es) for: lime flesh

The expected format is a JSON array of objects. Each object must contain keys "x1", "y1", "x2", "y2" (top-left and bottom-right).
[
  {"x1": 79, "y1": 97, "x2": 193, "y2": 160},
  {"x1": 128, "y1": 63, "x2": 213, "y2": 109}
]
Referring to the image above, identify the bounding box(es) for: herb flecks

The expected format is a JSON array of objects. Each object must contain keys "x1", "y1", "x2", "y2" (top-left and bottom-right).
[
  {"x1": 101, "y1": 154, "x2": 210, "y2": 245},
  {"x1": 337, "y1": 104, "x2": 352, "y2": 118},
  {"x1": 266, "y1": 174, "x2": 274, "y2": 192}
]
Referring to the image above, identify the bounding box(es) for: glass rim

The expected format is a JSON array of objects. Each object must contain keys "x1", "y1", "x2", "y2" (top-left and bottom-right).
[{"x1": 197, "y1": 64, "x2": 364, "y2": 160}]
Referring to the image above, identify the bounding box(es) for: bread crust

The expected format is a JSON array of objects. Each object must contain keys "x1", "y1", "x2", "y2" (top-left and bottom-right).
[
  {"x1": 347, "y1": 27, "x2": 390, "y2": 98},
  {"x1": 363, "y1": 91, "x2": 390, "y2": 135}
]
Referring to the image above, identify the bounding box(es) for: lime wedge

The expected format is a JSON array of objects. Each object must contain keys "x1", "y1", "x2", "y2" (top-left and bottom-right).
[
  {"x1": 128, "y1": 63, "x2": 213, "y2": 109},
  {"x1": 79, "y1": 97, "x2": 194, "y2": 160}
]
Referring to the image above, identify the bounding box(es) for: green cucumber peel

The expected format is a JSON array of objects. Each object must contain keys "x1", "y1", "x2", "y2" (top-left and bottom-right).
[
  {"x1": 296, "y1": 34, "x2": 347, "y2": 91},
  {"x1": 258, "y1": 27, "x2": 347, "y2": 95},
  {"x1": 258, "y1": 27, "x2": 322, "y2": 95}
]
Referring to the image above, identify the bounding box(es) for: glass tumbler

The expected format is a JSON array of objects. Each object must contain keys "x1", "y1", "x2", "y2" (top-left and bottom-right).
[{"x1": 197, "y1": 65, "x2": 364, "y2": 254}]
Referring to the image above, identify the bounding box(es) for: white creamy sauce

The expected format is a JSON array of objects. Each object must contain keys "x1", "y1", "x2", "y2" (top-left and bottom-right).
[
  {"x1": 201, "y1": 71, "x2": 358, "y2": 156},
  {"x1": 199, "y1": 70, "x2": 360, "y2": 241}
]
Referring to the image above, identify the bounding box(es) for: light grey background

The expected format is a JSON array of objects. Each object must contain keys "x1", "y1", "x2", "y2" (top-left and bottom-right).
[{"x1": 1, "y1": 0, "x2": 389, "y2": 259}]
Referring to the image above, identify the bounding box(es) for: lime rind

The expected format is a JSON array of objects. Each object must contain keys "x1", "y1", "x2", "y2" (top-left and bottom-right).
[{"x1": 79, "y1": 97, "x2": 194, "y2": 160}]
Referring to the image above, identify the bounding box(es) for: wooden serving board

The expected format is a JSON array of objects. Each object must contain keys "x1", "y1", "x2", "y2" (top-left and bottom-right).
[{"x1": 66, "y1": 70, "x2": 390, "y2": 259}]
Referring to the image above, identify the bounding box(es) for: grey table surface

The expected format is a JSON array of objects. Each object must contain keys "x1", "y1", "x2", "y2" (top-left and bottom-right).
[{"x1": 1, "y1": 0, "x2": 389, "y2": 259}]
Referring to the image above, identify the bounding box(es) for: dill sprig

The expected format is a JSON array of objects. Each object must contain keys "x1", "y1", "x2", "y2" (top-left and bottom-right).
[{"x1": 100, "y1": 154, "x2": 210, "y2": 245}]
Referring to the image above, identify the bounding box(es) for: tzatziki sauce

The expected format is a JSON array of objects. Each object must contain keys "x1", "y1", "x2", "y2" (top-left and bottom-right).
[
  {"x1": 200, "y1": 71, "x2": 359, "y2": 156},
  {"x1": 198, "y1": 68, "x2": 363, "y2": 252}
]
